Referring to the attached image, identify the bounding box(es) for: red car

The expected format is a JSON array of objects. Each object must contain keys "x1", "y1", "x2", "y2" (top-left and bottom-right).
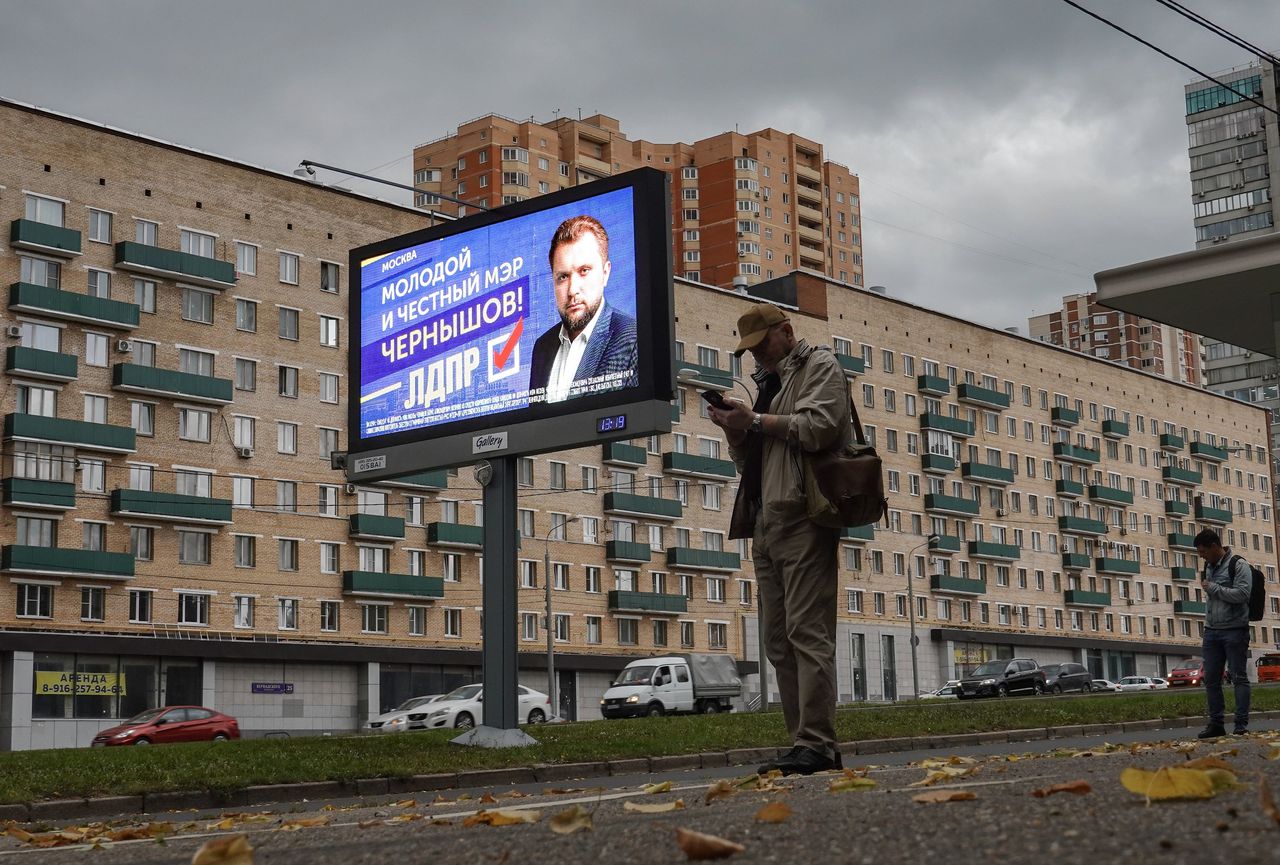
[
  {"x1": 91, "y1": 706, "x2": 239, "y2": 746},
  {"x1": 1166, "y1": 658, "x2": 1231, "y2": 688}
]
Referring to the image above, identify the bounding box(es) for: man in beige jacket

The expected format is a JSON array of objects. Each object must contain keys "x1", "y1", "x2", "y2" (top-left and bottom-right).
[{"x1": 708, "y1": 302, "x2": 851, "y2": 775}]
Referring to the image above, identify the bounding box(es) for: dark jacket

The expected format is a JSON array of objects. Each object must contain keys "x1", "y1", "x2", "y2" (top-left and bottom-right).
[
  {"x1": 1203, "y1": 548, "x2": 1252, "y2": 630},
  {"x1": 528, "y1": 303, "x2": 638, "y2": 397}
]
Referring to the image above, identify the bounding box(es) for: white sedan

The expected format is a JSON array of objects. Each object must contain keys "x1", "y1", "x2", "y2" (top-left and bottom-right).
[
  {"x1": 419, "y1": 683, "x2": 552, "y2": 730},
  {"x1": 1150, "y1": 677, "x2": 1170, "y2": 690},
  {"x1": 1117, "y1": 676, "x2": 1160, "y2": 692},
  {"x1": 1091, "y1": 679, "x2": 1121, "y2": 692},
  {"x1": 366, "y1": 695, "x2": 441, "y2": 733}
]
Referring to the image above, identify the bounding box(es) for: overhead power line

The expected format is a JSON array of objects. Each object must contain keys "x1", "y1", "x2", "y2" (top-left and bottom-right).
[{"x1": 1151, "y1": 0, "x2": 1280, "y2": 69}]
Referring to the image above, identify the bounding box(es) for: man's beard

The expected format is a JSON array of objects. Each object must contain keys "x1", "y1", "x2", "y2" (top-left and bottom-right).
[{"x1": 560, "y1": 295, "x2": 602, "y2": 340}]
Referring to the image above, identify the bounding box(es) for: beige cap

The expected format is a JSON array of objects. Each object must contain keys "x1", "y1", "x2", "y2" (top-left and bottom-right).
[{"x1": 733, "y1": 303, "x2": 789, "y2": 356}]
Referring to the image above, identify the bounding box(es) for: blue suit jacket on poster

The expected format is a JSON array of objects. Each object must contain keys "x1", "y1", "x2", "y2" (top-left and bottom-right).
[{"x1": 528, "y1": 302, "x2": 638, "y2": 397}]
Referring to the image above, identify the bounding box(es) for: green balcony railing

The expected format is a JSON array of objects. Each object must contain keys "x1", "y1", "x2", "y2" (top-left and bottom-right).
[
  {"x1": 602, "y1": 442, "x2": 648, "y2": 467},
  {"x1": 1162, "y1": 465, "x2": 1202, "y2": 486},
  {"x1": 4, "y1": 413, "x2": 135, "y2": 453},
  {"x1": 10, "y1": 219, "x2": 82, "y2": 257},
  {"x1": 1, "y1": 545, "x2": 134, "y2": 580},
  {"x1": 605, "y1": 540, "x2": 653, "y2": 563},
  {"x1": 2, "y1": 478, "x2": 75, "y2": 510},
  {"x1": 1058, "y1": 515, "x2": 1108, "y2": 535},
  {"x1": 1061, "y1": 552, "x2": 1090, "y2": 570},
  {"x1": 1194, "y1": 503, "x2": 1233, "y2": 524},
  {"x1": 1056, "y1": 479, "x2": 1084, "y2": 497},
  {"x1": 835, "y1": 353, "x2": 865, "y2": 377},
  {"x1": 110, "y1": 489, "x2": 232, "y2": 524},
  {"x1": 1053, "y1": 442, "x2": 1100, "y2": 464},
  {"x1": 921, "y1": 453, "x2": 956, "y2": 473},
  {"x1": 5, "y1": 346, "x2": 78, "y2": 382},
  {"x1": 342, "y1": 571, "x2": 443, "y2": 600},
  {"x1": 382, "y1": 470, "x2": 449, "y2": 490},
  {"x1": 675, "y1": 361, "x2": 732, "y2": 391},
  {"x1": 1168, "y1": 532, "x2": 1197, "y2": 550},
  {"x1": 917, "y1": 375, "x2": 951, "y2": 396},
  {"x1": 1190, "y1": 441, "x2": 1228, "y2": 462},
  {"x1": 1171, "y1": 567, "x2": 1198, "y2": 582},
  {"x1": 920, "y1": 413, "x2": 974, "y2": 437},
  {"x1": 962, "y1": 462, "x2": 1014, "y2": 484},
  {"x1": 608, "y1": 590, "x2": 688, "y2": 614},
  {"x1": 427, "y1": 522, "x2": 483, "y2": 547},
  {"x1": 1174, "y1": 600, "x2": 1206, "y2": 616},
  {"x1": 1102, "y1": 419, "x2": 1129, "y2": 438},
  {"x1": 1164, "y1": 500, "x2": 1190, "y2": 517},
  {"x1": 956, "y1": 383, "x2": 1010, "y2": 409},
  {"x1": 349, "y1": 513, "x2": 407, "y2": 539},
  {"x1": 112, "y1": 363, "x2": 233, "y2": 405},
  {"x1": 1051, "y1": 407, "x2": 1079, "y2": 426},
  {"x1": 1160, "y1": 433, "x2": 1184, "y2": 451},
  {"x1": 930, "y1": 575, "x2": 986, "y2": 595},
  {"x1": 967, "y1": 541, "x2": 1020, "y2": 561},
  {"x1": 1064, "y1": 589, "x2": 1110, "y2": 607},
  {"x1": 841, "y1": 524, "x2": 876, "y2": 542},
  {"x1": 931, "y1": 535, "x2": 963, "y2": 554},
  {"x1": 1088, "y1": 484, "x2": 1133, "y2": 506},
  {"x1": 662, "y1": 451, "x2": 736, "y2": 479},
  {"x1": 1095, "y1": 557, "x2": 1140, "y2": 575},
  {"x1": 604, "y1": 492, "x2": 683, "y2": 520},
  {"x1": 665, "y1": 547, "x2": 741, "y2": 571},
  {"x1": 114, "y1": 241, "x2": 236, "y2": 289},
  {"x1": 924, "y1": 493, "x2": 979, "y2": 516},
  {"x1": 9, "y1": 282, "x2": 139, "y2": 329}
]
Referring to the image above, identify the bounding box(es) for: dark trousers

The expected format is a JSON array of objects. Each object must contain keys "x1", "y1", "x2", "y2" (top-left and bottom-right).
[{"x1": 1203, "y1": 626, "x2": 1251, "y2": 727}]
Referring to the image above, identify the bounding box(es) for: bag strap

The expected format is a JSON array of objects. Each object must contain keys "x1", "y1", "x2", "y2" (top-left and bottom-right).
[{"x1": 847, "y1": 387, "x2": 867, "y2": 446}]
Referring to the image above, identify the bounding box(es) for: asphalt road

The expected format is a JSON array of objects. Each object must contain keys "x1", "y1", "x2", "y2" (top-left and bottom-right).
[{"x1": 4, "y1": 722, "x2": 1280, "y2": 865}]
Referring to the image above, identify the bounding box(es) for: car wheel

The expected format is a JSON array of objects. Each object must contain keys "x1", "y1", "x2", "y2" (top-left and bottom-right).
[
  {"x1": 527, "y1": 709, "x2": 546, "y2": 724},
  {"x1": 1082, "y1": 682, "x2": 1093, "y2": 693},
  {"x1": 212, "y1": 733, "x2": 229, "y2": 742},
  {"x1": 1033, "y1": 681, "x2": 1045, "y2": 695},
  {"x1": 701, "y1": 701, "x2": 719, "y2": 714},
  {"x1": 996, "y1": 684, "x2": 1009, "y2": 698},
  {"x1": 133, "y1": 737, "x2": 151, "y2": 746},
  {"x1": 646, "y1": 703, "x2": 664, "y2": 717},
  {"x1": 1051, "y1": 684, "x2": 1062, "y2": 695},
  {"x1": 455, "y1": 712, "x2": 475, "y2": 730}
]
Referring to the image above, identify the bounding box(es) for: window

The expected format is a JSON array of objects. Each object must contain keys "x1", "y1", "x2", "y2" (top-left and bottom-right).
[
  {"x1": 319, "y1": 542, "x2": 340, "y2": 573},
  {"x1": 128, "y1": 589, "x2": 152, "y2": 624},
  {"x1": 278, "y1": 538, "x2": 299, "y2": 571},
  {"x1": 277, "y1": 598, "x2": 299, "y2": 630},
  {"x1": 320, "y1": 261, "x2": 340, "y2": 293},
  {"x1": 279, "y1": 252, "x2": 299, "y2": 284},
  {"x1": 179, "y1": 408, "x2": 211, "y2": 442},
  {"x1": 235, "y1": 358, "x2": 257, "y2": 391},
  {"x1": 278, "y1": 365, "x2": 298, "y2": 397},
  {"x1": 178, "y1": 592, "x2": 210, "y2": 626},
  {"x1": 233, "y1": 476, "x2": 254, "y2": 509},
  {"x1": 87, "y1": 209, "x2": 112, "y2": 243},
  {"x1": 276, "y1": 481, "x2": 297, "y2": 512},
  {"x1": 320, "y1": 601, "x2": 340, "y2": 632},
  {"x1": 442, "y1": 553, "x2": 462, "y2": 582},
  {"x1": 180, "y1": 229, "x2": 215, "y2": 258},
  {"x1": 236, "y1": 299, "x2": 257, "y2": 332},
  {"x1": 274, "y1": 421, "x2": 297, "y2": 454},
  {"x1": 181, "y1": 287, "x2": 214, "y2": 323},
  {"x1": 362, "y1": 604, "x2": 388, "y2": 634},
  {"x1": 178, "y1": 530, "x2": 211, "y2": 564},
  {"x1": 130, "y1": 526, "x2": 153, "y2": 560},
  {"x1": 20, "y1": 255, "x2": 61, "y2": 289},
  {"x1": 234, "y1": 535, "x2": 256, "y2": 568},
  {"x1": 618, "y1": 618, "x2": 639, "y2": 645},
  {"x1": 233, "y1": 416, "x2": 255, "y2": 449},
  {"x1": 80, "y1": 586, "x2": 105, "y2": 621},
  {"x1": 319, "y1": 315, "x2": 339, "y2": 347},
  {"x1": 25, "y1": 194, "x2": 64, "y2": 226},
  {"x1": 318, "y1": 428, "x2": 339, "y2": 459},
  {"x1": 319, "y1": 372, "x2": 339, "y2": 403},
  {"x1": 134, "y1": 278, "x2": 156, "y2": 313},
  {"x1": 82, "y1": 393, "x2": 107, "y2": 424},
  {"x1": 681, "y1": 621, "x2": 695, "y2": 647},
  {"x1": 86, "y1": 269, "x2": 110, "y2": 298},
  {"x1": 444, "y1": 608, "x2": 462, "y2": 637},
  {"x1": 586, "y1": 616, "x2": 602, "y2": 644},
  {"x1": 16, "y1": 583, "x2": 52, "y2": 618},
  {"x1": 235, "y1": 242, "x2": 257, "y2": 275},
  {"x1": 233, "y1": 596, "x2": 255, "y2": 629},
  {"x1": 279, "y1": 307, "x2": 300, "y2": 340},
  {"x1": 708, "y1": 622, "x2": 728, "y2": 649},
  {"x1": 408, "y1": 606, "x2": 426, "y2": 636}
]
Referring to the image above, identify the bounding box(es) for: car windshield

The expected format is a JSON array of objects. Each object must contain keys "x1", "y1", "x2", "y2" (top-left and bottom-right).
[
  {"x1": 394, "y1": 696, "x2": 433, "y2": 711},
  {"x1": 126, "y1": 708, "x2": 167, "y2": 724},
  {"x1": 1259, "y1": 656, "x2": 1280, "y2": 666},
  {"x1": 970, "y1": 661, "x2": 1007, "y2": 677},
  {"x1": 440, "y1": 684, "x2": 481, "y2": 702},
  {"x1": 1040, "y1": 665, "x2": 1061, "y2": 675},
  {"x1": 615, "y1": 666, "x2": 657, "y2": 686},
  {"x1": 1173, "y1": 661, "x2": 1202, "y2": 671}
]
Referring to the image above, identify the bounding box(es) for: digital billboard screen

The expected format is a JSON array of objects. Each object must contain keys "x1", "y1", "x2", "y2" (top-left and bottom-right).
[{"x1": 346, "y1": 168, "x2": 674, "y2": 480}]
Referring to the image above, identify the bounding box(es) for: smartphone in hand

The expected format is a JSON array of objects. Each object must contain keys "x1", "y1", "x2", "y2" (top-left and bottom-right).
[{"x1": 700, "y1": 389, "x2": 730, "y2": 410}]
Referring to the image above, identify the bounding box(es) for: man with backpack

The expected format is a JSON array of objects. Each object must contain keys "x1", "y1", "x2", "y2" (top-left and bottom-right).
[{"x1": 1195, "y1": 528, "x2": 1253, "y2": 737}]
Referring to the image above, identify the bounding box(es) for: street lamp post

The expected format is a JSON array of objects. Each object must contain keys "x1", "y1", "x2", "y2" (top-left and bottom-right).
[
  {"x1": 543, "y1": 517, "x2": 579, "y2": 721},
  {"x1": 907, "y1": 534, "x2": 940, "y2": 700}
]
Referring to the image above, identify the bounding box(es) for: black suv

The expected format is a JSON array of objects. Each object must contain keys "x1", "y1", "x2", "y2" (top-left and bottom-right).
[
  {"x1": 957, "y1": 658, "x2": 1046, "y2": 698},
  {"x1": 1040, "y1": 662, "x2": 1093, "y2": 694}
]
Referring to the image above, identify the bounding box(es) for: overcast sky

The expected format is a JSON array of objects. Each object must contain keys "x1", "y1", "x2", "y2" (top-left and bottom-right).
[{"x1": 3, "y1": 0, "x2": 1277, "y2": 330}]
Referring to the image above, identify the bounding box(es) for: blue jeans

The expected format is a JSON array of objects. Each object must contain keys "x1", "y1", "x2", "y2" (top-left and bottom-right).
[{"x1": 1203, "y1": 626, "x2": 1251, "y2": 728}]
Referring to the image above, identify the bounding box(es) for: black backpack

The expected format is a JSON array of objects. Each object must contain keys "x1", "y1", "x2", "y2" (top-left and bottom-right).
[{"x1": 1228, "y1": 554, "x2": 1267, "y2": 622}]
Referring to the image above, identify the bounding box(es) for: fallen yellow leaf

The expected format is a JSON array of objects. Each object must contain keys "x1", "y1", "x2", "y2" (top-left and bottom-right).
[
  {"x1": 191, "y1": 834, "x2": 255, "y2": 865},
  {"x1": 462, "y1": 809, "x2": 541, "y2": 827},
  {"x1": 1261, "y1": 777, "x2": 1280, "y2": 824},
  {"x1": 1120, "y1": 767, "x2": 1218, "y2": 803},
  {"x1": 1184, "y1": 757, "x2": 1235, "y2": 771},
  {"x1": 675, "y1": 827, "x2": 745, "y2": 860},
  {"x1": 912, "y1": 790, "x2": 977, "y2": 804},
  {"x1": 1267, "y1": 747, "x2": 1280, "y2": 761},
  {"x1": 386, "y1": 813, "x2": 424, "y2": 824},
  {"x1": 479, "y1": 793, "x2": 499, "y2": 804},
  {"x1": 909, "y1": 766, "x2": 976, "y2": 787},
  {"x1": 624, "y1": 799, "x2": 685, "y2": 814},
  {"x1": 278, "y1": 817, "x2": 330, "y2": 831},
  {"x1": 644, "y1": 781, "x2": 673, "y2": 794},
  {"x1": 1031, "y1": 781, "x2": 1091, "y2": 798},
  {"x1": 704, "y1": 780, "x2": 736, "y2": 805},
  {"x1": 828, "y1": 776, "x2": 877, "y2": 793},
  {"x1": 548, "y1": 805, "x2": 593, "y2": 835},
  {"x1": 357, "y1": 819, "x2": 385, "y2": 829},
  {"x1": 754, "y1": 802, "x2": 792, "y2": 823},
  {"x1": 393, "y1": 799, "x2": 417, "y2": 808}
]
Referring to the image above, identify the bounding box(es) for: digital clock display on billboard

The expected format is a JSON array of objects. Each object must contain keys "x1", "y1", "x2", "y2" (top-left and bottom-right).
[{"x1": 347, "y1": 168, "x2": 674, "y2": 480}]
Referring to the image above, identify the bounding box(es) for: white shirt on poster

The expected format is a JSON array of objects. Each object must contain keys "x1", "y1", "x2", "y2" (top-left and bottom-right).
[{"x1": 546, "y1": 305, "x2": 603, "y2": 403}]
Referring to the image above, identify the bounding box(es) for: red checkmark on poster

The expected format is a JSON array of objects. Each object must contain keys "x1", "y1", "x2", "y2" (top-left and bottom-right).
[{"x1": 493, "y1": 316, "x2": 524, "y2": 370}]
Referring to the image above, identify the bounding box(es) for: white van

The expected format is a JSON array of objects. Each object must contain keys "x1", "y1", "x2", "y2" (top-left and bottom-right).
[{"x1": 600, "y1": 654, "x2": 740, "y2": 717}]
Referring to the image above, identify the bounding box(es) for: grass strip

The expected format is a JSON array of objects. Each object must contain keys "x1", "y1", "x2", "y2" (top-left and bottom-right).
[{"x1": 0, "y1": 688, "x2": 1268, "y2": 804}]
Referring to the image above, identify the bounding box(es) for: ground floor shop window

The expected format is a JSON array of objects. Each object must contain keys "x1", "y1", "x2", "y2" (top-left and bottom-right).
[
  {"x1": 31, "y1": 653, "x2": 201, "y2": 719},
  {"x1": 378, "y1": 663, "x2": 474, "y2": 714}
]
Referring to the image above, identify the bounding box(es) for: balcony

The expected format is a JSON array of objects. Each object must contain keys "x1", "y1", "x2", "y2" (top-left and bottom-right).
[
  {"x1": 114, "y1": 241, "x2": 236, "y2": 289},
  {"x1": 604, "y1": 492, "x2": 682, "y2": 521},
  {"x1": 920, "y1": 413, "x2": 974, "y2": 437},
  {"x1": 957, "y1": 383, "x2": 1009, "y2": 410},
  {"x1": 349, "y1": 513, "x2": 407, "y2": 540},
  {"x1": 112, "y1": 363, "x2": 233, "y2": 405},
  {"x1": 1171, "y1": 567, "x2": 1198, "y2": 582},
  {"x1": 5, "y1": 413, "x2": 135, "y2": 453},
  {"x1": 924, "y1": 493, "x2": 979, "y2": 517},
  {"x1": 602, "y1": 442, "x2": 647, "y2": 467},
  {"x1": 343, "y1": 571, "x2": 443, "y2": 600},
  {"x1": 1194, "y1": 503, "x2": 1232, "y2": 525},
  {"x1": 1088, "y1": 484, "x2": 1133, "y2": 506},
  {"x1": 1058, "y1": 515, "x2": 1107, "y2": 536},
  {"x1": 841, "y1": 524, "x2": 876, "y2": 542},
  {"x1": 427, "y1": 522, "x2": 483, "y2": 548},
  {"x1": 1, "y1": 545, "x2": 134, "y2": 581},
  {"x1": 930, "y1": 575, "x2": 986, "y2": 596},
  {"x1": 5, "y1": 346, "x2": 77, "y2": 382},
  {"x1": 967, "y1": 541, "x2": 1020, "y2": 561},
  {"x1": 1162, "y1": 465, "x2": 1202, "y2": 486},
  {"x1": 835, "y1": 353, "x2": 865, "y2": 377},
  {"x1": 2, "y1": 478, "x2": 75, "y2": 511},
  {"x1": 1102, "y1": 420, "x2": 1129, "y2": 439},
  {"x1": 1064, "y1": 589, "x2": 1110, "y2": 608},
  {"x1": 1160, "y1": 433, "x2": 1184, "y2": 451},
  {"x1": 1051, "y1": 407, "x2": 1079, "y2": 427},
  {"x1": 10, "y1": 219, "x2": 81, "y2": 257},
  {"x1": 962, "y1": 462, "x2": 1014, "y2": 485},
  {"x1": 663, "y1": 451, "x2": 736, "y2": 480},
  {"x1": 1174, "y1": 600, "x2": 1206, "y2": 616},
  {"x1": 797, "y1": 223, "x2": 825, "y2": 244},
  {"x1": 931, "y1": 535, "x2": 963, "y2": 554},
  {"x1": 1053, "y1": 443, "x2": 1100, "y2": 464},
  {"x1": 1168, "y1": 532, "x2": 1196, "y2": 551},
  {"x1": 1062, "y1": 552, "x2": 1090, "y2": 570},
  {"x1": 1164, "y1": 500, "x2": 1190, "y2": 517},
  {"x1": 381, "y1": 470, "x2": 449, "y2": 490},
  {"x1": 1056, "y1": 479, "x2": 1084, "y2": 498},
  {"x1": 1190, "y1": 441, "x2": 1228, "y2": 462},
  {"x1": 9, "y1": 282, "x2": 139, "y2": 330},
  {"x1": 608, "y1": 590, "x2": 688, "y2": 614},
  {"x1": 917, "y1": 375, "x2": 950, "y2": 396},
  {"x1": 110, "y1": 489, "x2": 233, "y2": 525},
  {"x1": 675, "y1": 361, "x2": 732, "y2": 391},
  {"x1": 605, "y1": 540, "x2": 653, "y2": 563},
  {"x1": 921, "y1": 453, "x2": 956, "y2": 474},
  {"x1": 1095, "y1": 557, "x2": 1140, "y2": 575},
  {"x1": 665, "y1": 547, "x2": 741, "y2": 572}
]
